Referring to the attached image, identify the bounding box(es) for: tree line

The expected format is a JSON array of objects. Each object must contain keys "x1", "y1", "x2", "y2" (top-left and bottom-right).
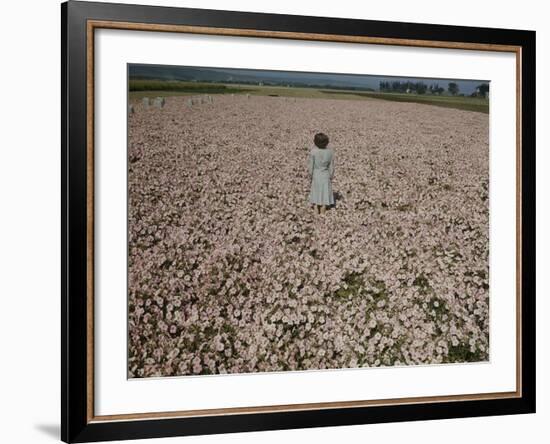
[{"x1": 379, "y1": 81, "x2": 489, "y2": 97}]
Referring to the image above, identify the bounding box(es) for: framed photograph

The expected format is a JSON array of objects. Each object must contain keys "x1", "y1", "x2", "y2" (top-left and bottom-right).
[{"x1": 61, "y1": 1, "x2": 535, "y2": 442}]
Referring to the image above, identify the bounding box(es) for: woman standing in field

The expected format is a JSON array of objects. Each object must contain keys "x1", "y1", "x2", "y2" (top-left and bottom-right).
[{"x1": 308, "y1": 132, "x2": 335, "y2": 215}]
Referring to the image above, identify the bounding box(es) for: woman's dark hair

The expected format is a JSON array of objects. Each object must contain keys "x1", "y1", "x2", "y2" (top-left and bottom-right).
[{"x1": 314, "y1": 132, "x2": 329, "y2": 149}]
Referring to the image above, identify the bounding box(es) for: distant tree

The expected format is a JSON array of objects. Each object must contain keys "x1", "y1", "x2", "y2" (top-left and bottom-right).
[
  {"x1": 477, "y1": 83, "x2": 490, "y2": 96},
  {"x1": 430, "y1": 83, "x2": 443, "y2": 95},
  {"x1": 416, "y1": 82, "x2": 427, "y2": 94},
  {"x1": 380, "y1": 80, "x2": 439, "y2": 94},
  {"x1": 379, "y1": 81, "x2": 391, "y2": 92},
  {"x1": 448, "y1": 82, "x2": 459, "y2": 96}
]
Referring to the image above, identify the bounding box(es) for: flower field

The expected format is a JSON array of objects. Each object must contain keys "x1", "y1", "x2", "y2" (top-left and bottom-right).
[{"x1": 128, "y1": 95, "x2": 489, "y2": 378}]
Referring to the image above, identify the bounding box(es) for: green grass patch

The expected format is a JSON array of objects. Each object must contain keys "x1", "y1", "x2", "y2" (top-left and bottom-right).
[
  {"x1": 413, "y1": 274, "x2": 431, "y2": 294},
  {"x1": 351, "y1": 92, "x2": 489, "y2": 114},
  {"x1": 129, "y1": 80, "x2": 379, "y2": 101},
  {"x1": 129, "y1": 79, "x2": 250, "y2": 94},
  {"x1": 334, "y1": 272, "x2": 364, "y2": 298},
  {"x1": 444, "y1": 342, "x2": 487, "y2": 363}
]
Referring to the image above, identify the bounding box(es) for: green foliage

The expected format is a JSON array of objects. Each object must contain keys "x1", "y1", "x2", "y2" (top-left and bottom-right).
[
  {"x1": 129, "y1": 79, "x2": 250, "y2": 94},
  {"x1": 334, "y1": 272, "x2": 364, "y2": 298},
  {"x1": 413, "y1": 274, "x2": 430, "y2": 290},
  {"x1": 445, "y1": 342, "x2": 487, "y2": 363},
  {"x1": 448, "y1": 82, "x2": 459, "y2": 96},
  {"x1": 477, "y1": 83, "x2": 489, "y2": 95}
]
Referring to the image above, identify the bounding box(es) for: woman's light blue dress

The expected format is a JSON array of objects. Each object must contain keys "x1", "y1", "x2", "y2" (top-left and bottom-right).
[{"x1": 308, "y1": 147, "x2": 335, "y2": 206}]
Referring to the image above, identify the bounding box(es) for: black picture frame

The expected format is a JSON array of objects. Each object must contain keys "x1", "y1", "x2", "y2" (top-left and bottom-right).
[{"x1": 62, "y1": 1, "x2": 536, "y2": 442}]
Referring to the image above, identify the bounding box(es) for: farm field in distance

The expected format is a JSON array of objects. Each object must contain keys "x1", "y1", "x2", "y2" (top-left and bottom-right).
[
  {"x1": 128, "y1": 94, "x2": 490, "y2": 378},
  {"x1": 129, "y1": 79, "x2": 489, "y2": 113}
]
